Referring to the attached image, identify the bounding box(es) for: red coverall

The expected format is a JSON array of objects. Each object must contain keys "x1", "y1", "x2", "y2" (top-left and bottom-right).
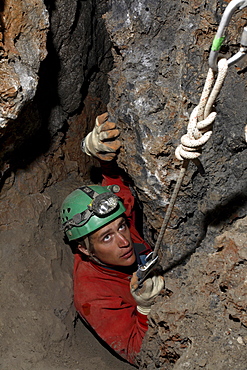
[{"x1": 73, "y1": 164, "x2": 152, "y2": 364}]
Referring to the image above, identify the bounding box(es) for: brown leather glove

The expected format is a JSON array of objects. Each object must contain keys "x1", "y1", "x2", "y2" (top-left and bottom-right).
[{"x1": 82, "y1": 112, "x2": 121, "y2": 161}]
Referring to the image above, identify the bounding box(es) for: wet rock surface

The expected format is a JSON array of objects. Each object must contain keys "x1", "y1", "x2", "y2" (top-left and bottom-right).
[{"x1": 0, "y1": 0, "x2": 247, "y2": 369}]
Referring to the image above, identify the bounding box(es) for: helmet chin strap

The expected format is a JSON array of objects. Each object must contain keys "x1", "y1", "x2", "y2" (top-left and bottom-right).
[
  {"x1": 83, "y1": 236, "x2": 90, "y2": 251},
  {"x1": 83, "y1": 236, "x2": 107, "y2": 266}
]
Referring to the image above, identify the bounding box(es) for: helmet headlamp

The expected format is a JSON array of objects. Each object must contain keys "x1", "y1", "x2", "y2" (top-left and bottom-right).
[
  {"x1": 62, "y1": 186, "x2": 121, "y2": 232},
  {"x1": 91, "y1": 192, "x2": 119, "y2": 215}
]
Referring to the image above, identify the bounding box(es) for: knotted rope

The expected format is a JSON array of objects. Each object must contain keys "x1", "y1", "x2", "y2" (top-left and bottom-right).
[{"x1": 153, "y1": 58, "x2": 229, "y2": 259}]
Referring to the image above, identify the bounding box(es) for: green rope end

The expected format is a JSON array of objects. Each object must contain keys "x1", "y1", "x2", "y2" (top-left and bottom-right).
[{"x1": 211, "y1": 36, "x2": 225, "y2": 51}]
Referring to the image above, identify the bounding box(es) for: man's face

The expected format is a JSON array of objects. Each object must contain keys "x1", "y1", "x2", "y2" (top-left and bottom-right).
[{"x1": 89, "y1": 216, "x2": 136, "y2": 267}]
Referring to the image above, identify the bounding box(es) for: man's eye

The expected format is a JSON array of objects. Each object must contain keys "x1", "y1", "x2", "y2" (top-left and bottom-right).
[
  {"x1": 103, "y1": 234, "x2": 111, "y2": 242},
  {"x1": 119, "y1": 222, "x2": 126, "y2": 231}
]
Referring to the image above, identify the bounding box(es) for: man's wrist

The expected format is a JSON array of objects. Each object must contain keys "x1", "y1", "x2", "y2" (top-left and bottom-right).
[
  {"x1": 137, "y1": 305, "x2": 151, "y2": 316},
  {"x1": 81, "y1": 135, "x2": 92, "y2": 157}
]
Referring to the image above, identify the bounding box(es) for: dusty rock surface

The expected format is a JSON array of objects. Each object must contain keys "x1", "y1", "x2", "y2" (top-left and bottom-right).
[
  {"x1": 0, "y1": 0, "x2": 247, "y2": 369},
  {"x1": 0, "y1": 0, "x2": 126, "y2": 368},
  {"x1": 138, "y1": 217, "x2": 247, "y2": 369},
  {"x1": 0, "y1": 105, "x2": 134, "y2": 370}
]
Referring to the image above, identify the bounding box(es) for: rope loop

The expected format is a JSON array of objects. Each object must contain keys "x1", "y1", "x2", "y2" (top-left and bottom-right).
[
  {"x1": 153, "y1": 58, "x2": 229, "y2": 259},
  {"x1": 175, "y1": 58, "x2": 228, "y2": 162}
]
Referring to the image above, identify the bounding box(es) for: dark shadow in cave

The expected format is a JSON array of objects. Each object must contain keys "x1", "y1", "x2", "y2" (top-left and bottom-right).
[
  {"x1": 0, "y1": 0, "x2": 114, "y2": 191},
  {"x1": 202, "y1": 189, "x2": 247, "y2": 227},
  {"x1": 161, "y1": 186, "x2": 247, "y2": 273},
  {"x1": 74, "y1": 314, "x2": 137, "y2": 368},
  {"x1": 0, "y1": 6, "x2": 60, "y2": 182},
  {"x1": 0, "y1": 1, "x2": 5, "y2": 19}
]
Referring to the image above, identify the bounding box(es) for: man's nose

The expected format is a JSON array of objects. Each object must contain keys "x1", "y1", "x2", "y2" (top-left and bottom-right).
[{"x1": 116, "y1": 232, "x2": 129, "y2": 247}]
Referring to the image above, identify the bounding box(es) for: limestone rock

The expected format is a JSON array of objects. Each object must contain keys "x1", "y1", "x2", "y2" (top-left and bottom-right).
[{"x1": 0, "y1": 0, "x2": 49, "y2": 126}]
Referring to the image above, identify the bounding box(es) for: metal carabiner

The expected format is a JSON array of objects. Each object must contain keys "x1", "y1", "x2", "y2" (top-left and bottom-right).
[
  {"x1": 136, "y1": 252, "x2": 159, "y2": 287},
  {"x1": 209, "y1": 0, "x2": 247, "y2": 71}
]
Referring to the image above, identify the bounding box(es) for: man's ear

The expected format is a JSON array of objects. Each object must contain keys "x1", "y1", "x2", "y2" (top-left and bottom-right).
[{"x1": 78, "y1": 244, "x2": 90, "y2": 256}]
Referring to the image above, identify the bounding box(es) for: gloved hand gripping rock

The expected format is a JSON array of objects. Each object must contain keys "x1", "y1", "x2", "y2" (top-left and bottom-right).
[{"x1": 82, "y1": 112, "x2": 121, "y2": 161}]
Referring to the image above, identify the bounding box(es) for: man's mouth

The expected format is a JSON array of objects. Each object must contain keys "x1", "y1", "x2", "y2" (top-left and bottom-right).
[{"x1": 121, "y1": 248, "x2": 133, "y2": 259}]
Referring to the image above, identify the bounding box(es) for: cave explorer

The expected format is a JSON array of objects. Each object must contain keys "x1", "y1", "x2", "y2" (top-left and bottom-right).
[{"x1": 60, "y1": 112, "x2": 164, "y2": 365}]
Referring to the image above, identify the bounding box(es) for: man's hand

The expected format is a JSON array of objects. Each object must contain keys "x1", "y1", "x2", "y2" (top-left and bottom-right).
[
  {"x1": 130, "y1": 272, "x2": 164, "y2": 315},
  {"x1": 82, "y1": 112, "x2": 121, "y2": 161}
]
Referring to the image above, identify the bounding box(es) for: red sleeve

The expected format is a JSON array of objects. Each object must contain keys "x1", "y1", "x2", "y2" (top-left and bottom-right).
[
  {"x1": 74, "y1": 258, "x2": 148, "y2": 364},
  {"x1": 77, "y1": 295, "x2": 148, "y2": 364}
]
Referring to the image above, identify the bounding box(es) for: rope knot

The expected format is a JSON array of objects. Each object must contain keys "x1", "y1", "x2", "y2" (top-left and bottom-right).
[
  {"x1": 175, "y1": 106, "x2": 216, "y2": 161},
  {"x1": 175, "y1": 58, "x2": 228, "y2": 162}
]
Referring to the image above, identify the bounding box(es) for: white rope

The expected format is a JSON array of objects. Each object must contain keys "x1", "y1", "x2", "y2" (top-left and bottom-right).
[
  {"x1": 153, "y1": 58, "x2": 228, "y2": 259},
  {"x1": 175, "y1": 58, "x2": 228, "y2": 162}
]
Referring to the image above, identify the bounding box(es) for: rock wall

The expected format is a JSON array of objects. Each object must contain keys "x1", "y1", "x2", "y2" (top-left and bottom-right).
[
  {"x1": 0, "y1": 0, "x2": 117, "y2": 368},
  {"x1": 138, "y1": 217, "x2": 247, "y2": 369},
  {"x1": 0, "y1": 0, "x2": 49, "y2": 169},
  {"x1": 0, "y1": 0, "x2": 49, "y2": 124},
  {"x1": 104, "y1": 0, "x2": 247, "y2": 368},
  {"x1": 104, "y1": 0, "x2": 247, "y2": 263},
  {"x1": 0, "y1": 0, "x2": 247, "y2": 369}
]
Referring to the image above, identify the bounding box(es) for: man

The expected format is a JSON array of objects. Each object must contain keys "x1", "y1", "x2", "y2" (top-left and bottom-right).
[{"x1": 61, "y1": 113, "x2": 164, "y2": 365}]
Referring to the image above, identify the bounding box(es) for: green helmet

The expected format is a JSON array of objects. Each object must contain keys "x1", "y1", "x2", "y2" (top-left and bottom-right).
[{"x1": 61, "y1": 184, "x2": 126, "y2": 241}]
